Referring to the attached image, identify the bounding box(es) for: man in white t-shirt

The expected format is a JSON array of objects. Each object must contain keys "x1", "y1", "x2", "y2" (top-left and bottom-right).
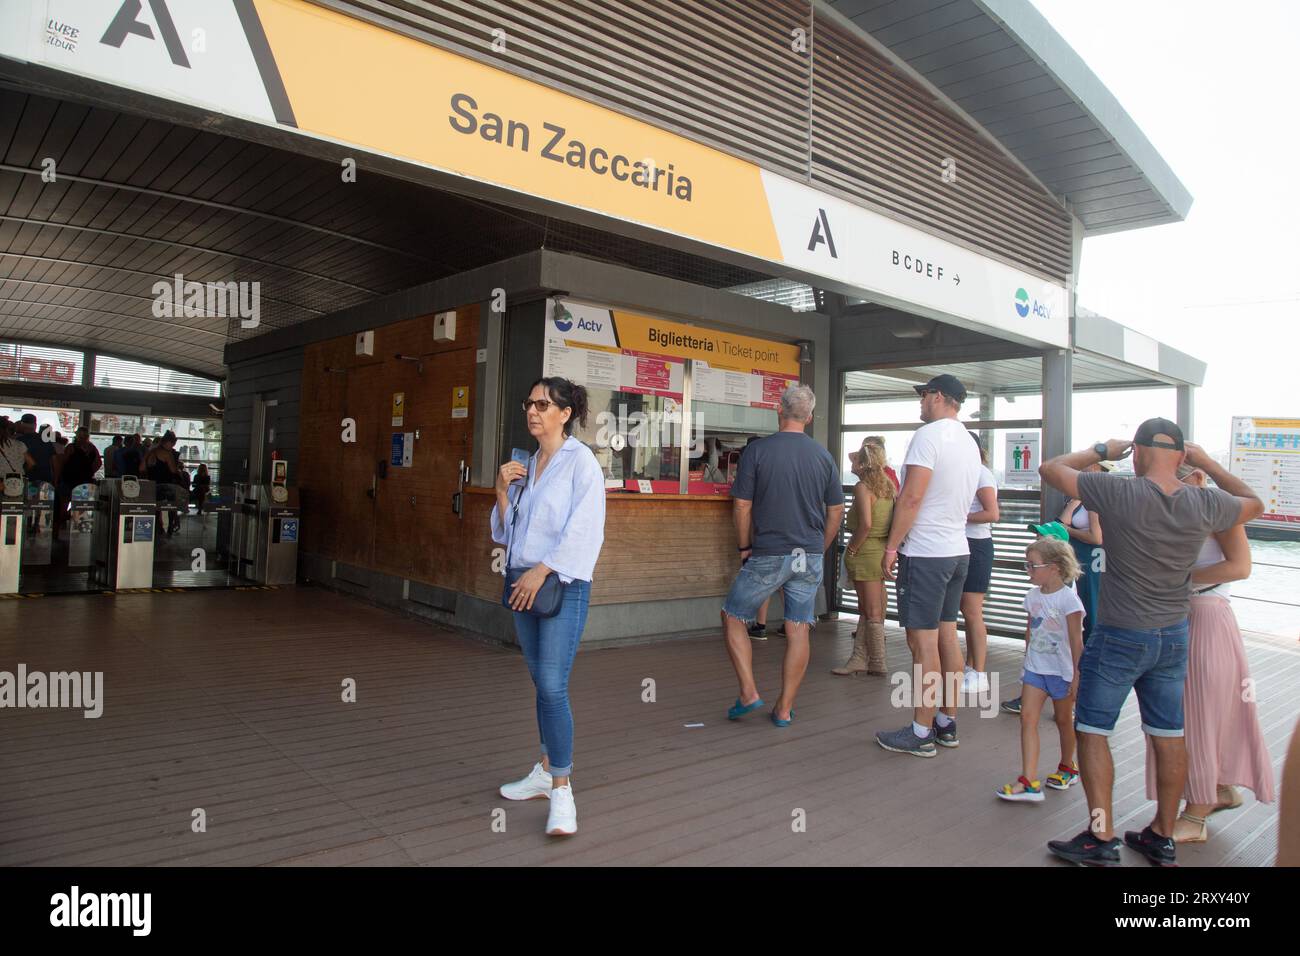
[{"x1": 875, "y1": 374, "x2": 982, "y2": 758}]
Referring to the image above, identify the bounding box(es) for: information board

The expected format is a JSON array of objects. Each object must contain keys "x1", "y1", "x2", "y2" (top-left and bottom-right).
[{"x1": 1230, "y1": 417, "x2": 1300, "y2": 524}]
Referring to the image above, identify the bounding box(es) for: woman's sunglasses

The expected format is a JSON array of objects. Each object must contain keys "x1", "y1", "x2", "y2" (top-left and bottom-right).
[{"x1": 521, "y1": 399, "x2": 554, "y2": 412}]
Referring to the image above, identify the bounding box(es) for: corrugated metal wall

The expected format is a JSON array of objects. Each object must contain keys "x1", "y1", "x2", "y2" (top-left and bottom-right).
[
  {"x1": 221, "y1": 347, "x2": 304, "y2": 488},
  {"x1": 312, "y1": 0, "x2": 1072, "y2": 282}
]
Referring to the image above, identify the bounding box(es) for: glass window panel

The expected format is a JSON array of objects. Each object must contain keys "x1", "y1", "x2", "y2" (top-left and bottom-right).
[
  {"x1": 93, "y1": 355, "x2": 221, "y2": 396},
  {"x1": 690, "y1": 399, "x2": 779, "y2": 489},
  {"x1": 573, "y1": 389, "x2": 683, "y2": 487},
  {"x1": 0, "y1": 343, "x2": 84, "y2": 387}
]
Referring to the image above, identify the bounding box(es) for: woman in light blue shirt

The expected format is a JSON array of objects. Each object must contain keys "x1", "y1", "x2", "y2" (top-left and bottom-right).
[{"x1": 491, "y1": 376, "x2": 606, "y2": 836}]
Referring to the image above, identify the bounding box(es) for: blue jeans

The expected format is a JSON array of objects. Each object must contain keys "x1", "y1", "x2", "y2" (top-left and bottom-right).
[
  {"x1": 1074, "y1": 619, "x2": 1189, "y2": 738},
  {"x1": 512, "y1": 578, "x2": 591, "y2": 776}
]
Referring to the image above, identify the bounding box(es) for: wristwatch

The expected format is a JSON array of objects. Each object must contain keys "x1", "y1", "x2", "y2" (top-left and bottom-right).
[
  {"x1": 1092, "y1": 442, "x2": 1108, "y2": 459},
  {"x1": 738, "y1": 544, "x2": 752, "y2": 552}
]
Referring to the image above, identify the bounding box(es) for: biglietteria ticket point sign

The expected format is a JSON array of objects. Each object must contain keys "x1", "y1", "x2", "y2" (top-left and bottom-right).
[{"x1": 0, "y1": 0, "x2": 1068, "y2": 349}]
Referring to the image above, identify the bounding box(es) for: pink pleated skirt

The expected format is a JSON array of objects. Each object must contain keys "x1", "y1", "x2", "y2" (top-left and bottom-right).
[{"x1": 1144, "y1": 595, "x2": 1275, "y2": 804}]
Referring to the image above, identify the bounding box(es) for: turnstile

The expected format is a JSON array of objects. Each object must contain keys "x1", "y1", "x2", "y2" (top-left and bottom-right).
[
  {"x1": 67, "y1": 482, "x2": 97, "y2": 567},
  {"x1": 22, "y1": 479, "x2": 53, "y2": 567},
  {"x1": 90, "y1": 477, "x2": 157, "y2": 589},
  {"x1": 0, "y1": 478, "x2": 24, "y2": 593},
  {"x1": 233, "y1": 483, "x2": 299, "y2": 585}
]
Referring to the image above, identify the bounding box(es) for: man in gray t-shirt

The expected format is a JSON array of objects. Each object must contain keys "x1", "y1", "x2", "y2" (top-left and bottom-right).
[
  {"x1": 1038, "y1": 418, "x2": 1262, "y2": 868},
  {"x1": 1077, "y1": 470, "x2": 1240, "y2": 630},
  {"x1": 721, "y1": 385, "x2": 843, "y2": 728}
]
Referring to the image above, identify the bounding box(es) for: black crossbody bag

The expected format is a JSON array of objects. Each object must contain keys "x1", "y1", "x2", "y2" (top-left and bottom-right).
[{"x1": 501, "y1": 477, "x2": 565, "y2": 618}]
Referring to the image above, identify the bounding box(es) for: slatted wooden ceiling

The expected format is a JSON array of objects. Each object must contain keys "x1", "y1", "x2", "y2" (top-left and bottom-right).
[
  {"x1": 0, "y1": 88, "x2": 483, "y2": 377},
  {"x1": 0, "y1": 87, "x2": 768, "y2": 379}
]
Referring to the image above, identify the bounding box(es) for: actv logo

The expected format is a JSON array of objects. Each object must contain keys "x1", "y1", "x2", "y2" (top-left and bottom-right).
[{"x1": 1014, "y1": 288, "x2": 1052, "y2": 320}]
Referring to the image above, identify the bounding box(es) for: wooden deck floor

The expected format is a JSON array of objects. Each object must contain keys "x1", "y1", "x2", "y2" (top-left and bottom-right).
[{"x1": 1, "y1": 588, "x2": 1294, "y2": 867}]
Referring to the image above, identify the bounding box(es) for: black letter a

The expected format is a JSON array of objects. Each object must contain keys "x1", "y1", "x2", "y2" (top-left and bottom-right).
[
  {"x1": 807, "y1": 208, "x2": 837, "y2": 258},
  {"x1": 102, "y1": 0, "x2": 191, "y2": 68}
]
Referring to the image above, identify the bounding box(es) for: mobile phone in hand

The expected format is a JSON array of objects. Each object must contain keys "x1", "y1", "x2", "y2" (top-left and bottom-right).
[{"x1": 510, "y1": 448, "x2": 530, "y2": 483}]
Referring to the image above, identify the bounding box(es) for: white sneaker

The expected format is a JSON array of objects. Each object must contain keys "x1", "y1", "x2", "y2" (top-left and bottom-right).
[
  {"x1": 976, "y1": 671, "x2": 990, "y2": 694},
  {"x1": 961, "y1": 668, "x2": 979, "y2": 692},
  {"x1": 499, "y1": 762, "x2": 552, "y2": 801},
  {"x1": 546, "y1": 784, "x2": 577, "y2": 835}
]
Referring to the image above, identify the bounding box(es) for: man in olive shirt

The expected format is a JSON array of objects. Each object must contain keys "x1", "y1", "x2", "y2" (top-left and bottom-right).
[{"x1": 1038, "y1": 419, "x2": 1263, "y2": 866}]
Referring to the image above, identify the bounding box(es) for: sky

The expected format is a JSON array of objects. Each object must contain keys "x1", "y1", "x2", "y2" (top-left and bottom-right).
[{"x1": 1030, "y1": 0, "x2": 1300, "y2": 457}]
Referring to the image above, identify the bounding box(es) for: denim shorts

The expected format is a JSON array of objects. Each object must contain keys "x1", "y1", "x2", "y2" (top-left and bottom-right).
[
  {"x1": 1074, "y1": 620, "x2": 1189, "y2": 737},
  {"x1": 962, "y1": 537, "x2": 994, "y2": 594},
  {"x1": 896, "y1": 553, "x2": 969, "y2": 630},
  {"x1": 1022, "y1": 669, "x2": 1072, "y2": 701},
  {"x1": 723, "y1": 552, "x2": 824, "y2": 625}
]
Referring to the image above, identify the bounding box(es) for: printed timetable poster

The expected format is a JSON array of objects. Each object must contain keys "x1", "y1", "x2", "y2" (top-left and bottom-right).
[
  {"x1": 541, "y1": 298, "x2": 800, "y2": 408},
  {"x1": 1230, "y1": 417, "x2": 1300, "y2": 524}
]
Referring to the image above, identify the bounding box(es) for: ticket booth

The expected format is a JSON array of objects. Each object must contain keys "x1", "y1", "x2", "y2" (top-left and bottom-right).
[{"x1": 90, "y1": 476, "x2": 157, "y2": 589}]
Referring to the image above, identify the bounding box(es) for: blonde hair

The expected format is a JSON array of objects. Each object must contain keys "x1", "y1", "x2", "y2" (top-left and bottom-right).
[
  {"x1": 1027, "y1": 537, "x2": 1081, "y2": 583},
  {"x1": 854, "y1": 437, "x2": 896, "y2": 500}
]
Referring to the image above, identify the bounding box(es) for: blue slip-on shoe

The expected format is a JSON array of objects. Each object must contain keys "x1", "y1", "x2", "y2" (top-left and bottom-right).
[
  {"x1": 875, "y1": 723, "x2": 937, "y2": 757},
  {"x1": 770, "y1": 709, "x2": 796, "y2": 728},
  {"x1": 727, "y1": 697, "x2": 765, "y2": 721}
]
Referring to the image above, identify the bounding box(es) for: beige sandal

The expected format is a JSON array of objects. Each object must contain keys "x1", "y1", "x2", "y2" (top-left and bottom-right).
[
  {"x1": 1211, "y1": 785, "x2": 1242, "y2": 814},
  {"x1": 1173, "y1": 811, "x2": 1208, "y2": 844}
]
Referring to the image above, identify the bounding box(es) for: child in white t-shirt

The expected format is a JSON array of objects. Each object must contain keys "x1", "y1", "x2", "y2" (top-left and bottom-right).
[{"x1": 996, "y1": 536, "x2": 1085, "y2": 803}]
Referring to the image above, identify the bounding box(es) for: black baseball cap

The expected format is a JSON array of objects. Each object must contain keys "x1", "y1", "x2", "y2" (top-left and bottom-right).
[
  {"x1": 1133, "y1": 417, "x2": 1184, "y2": 451},
  {"x1": 913, "y1": 374, "x2": 967, "y2": 403},
  {"x1": 19, "y1": 413, "x2": 36, "y2": 424}
]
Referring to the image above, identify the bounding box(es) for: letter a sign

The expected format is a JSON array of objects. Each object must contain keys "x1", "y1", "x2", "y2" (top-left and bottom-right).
[
  {"x1": 102, "y1": 0, "x2": 191, "y2": 68},
  {"x1": 807, "y1": 208, "x2": 837, "y2": 258}
]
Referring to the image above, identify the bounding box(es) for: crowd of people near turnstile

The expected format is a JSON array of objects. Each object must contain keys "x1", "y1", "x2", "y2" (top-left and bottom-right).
[
  {"x1": 0, "y1": 413, "x2": 211, "y2": 537},
  {"x1": 488, "y1": 373, "x2": 1282, "y2": 860}
]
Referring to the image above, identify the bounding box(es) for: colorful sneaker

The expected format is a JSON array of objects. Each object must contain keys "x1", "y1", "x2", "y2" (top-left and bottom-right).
[
  {"x1": 995, "y1": 775, "x2": 1044, "y2": 802},
  {"x1": 932, "y1": 717, "x2": 959, "y2": 748},
  {"x1": 1045, "y1": 762, "x2": 1080, "y2": 790},
  {"x1": 1047, "y1": 830, "x2": 1122, "y2": 867},
  {"x1": 1000, "y1": 696, "x2": 1022, "y2": 715},
  {"x1": 1125, "y1": 825, "x2": 1177, "y2": 867},
  {"x1": 875, "y1": 724, "x2": 937, "y2": 758}
]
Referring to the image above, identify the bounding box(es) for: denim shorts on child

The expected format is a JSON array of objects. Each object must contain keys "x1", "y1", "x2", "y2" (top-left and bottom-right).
[
  {"x1": 1022, "y1": 669, "x2": 1072, "y2": 701},
  {"x1": 723, "y1": 552, "x2": 824, "y2": 625},
  {"x1": 1074, "y1": 619, "x2": 1189, "y2": 737}
]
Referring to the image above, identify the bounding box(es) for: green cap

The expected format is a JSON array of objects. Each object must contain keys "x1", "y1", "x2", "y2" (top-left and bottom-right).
[{"x1": 1027, "y1": 520, "x2": 1069, "y2": 542}]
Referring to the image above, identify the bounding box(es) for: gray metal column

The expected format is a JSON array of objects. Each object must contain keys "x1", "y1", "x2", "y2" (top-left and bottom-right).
[
  {"x1": 1041, "y1": 348, "x2": 1072, "y2": 522},
  {"x1": 1176, "y1": 384, "x2": 1195, "y2": 442},
  {"x1": 473, "y1": 297, "x2": 505, "y2": 485}
]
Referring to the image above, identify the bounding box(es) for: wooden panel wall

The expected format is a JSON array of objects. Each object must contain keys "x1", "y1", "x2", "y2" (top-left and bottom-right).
[
  {"x1": 462, "y1": 489, "x2": 737, "y2": 607},
  {"x1": 297, "y1": 306, "x2": 480, "y2": 590}
]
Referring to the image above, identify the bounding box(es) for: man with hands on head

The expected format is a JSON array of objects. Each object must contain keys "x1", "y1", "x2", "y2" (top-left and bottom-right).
[{"x1": 1037, "y1": 420, "x2": 1263, "y2": 867}]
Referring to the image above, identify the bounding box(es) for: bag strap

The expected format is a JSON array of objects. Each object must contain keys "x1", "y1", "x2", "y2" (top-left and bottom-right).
[{"x1": 505, "y1": 460, "x2": 530, "y2": 570}]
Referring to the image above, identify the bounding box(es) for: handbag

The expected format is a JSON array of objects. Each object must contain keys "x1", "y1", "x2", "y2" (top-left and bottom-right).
[{"x1": 501, "y1": 476, "x2": 565, "y2": 618}]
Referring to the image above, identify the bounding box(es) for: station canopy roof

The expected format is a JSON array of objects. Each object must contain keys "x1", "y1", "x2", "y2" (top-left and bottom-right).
[
  {"x1": 845, "y1": 305, "x2": 1206, "y2": 401},
  {"x1": 828, "y1": 0, "x2": 1194, "y2": 234}
]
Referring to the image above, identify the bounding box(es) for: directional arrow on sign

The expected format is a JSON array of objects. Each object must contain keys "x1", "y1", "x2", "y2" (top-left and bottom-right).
[{"x1": 953, "y1": 274, "x2": 961, "y2": 285}]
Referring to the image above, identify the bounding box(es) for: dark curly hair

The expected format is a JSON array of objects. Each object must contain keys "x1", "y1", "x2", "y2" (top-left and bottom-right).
[{"x1": 528, "y1": 377, "x2": 589, "y2": 437}]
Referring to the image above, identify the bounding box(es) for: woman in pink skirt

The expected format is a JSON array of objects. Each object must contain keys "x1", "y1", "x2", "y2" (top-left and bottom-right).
[{"x1": 1143, "y1": 466, "x2": 1276, "y2": 842}]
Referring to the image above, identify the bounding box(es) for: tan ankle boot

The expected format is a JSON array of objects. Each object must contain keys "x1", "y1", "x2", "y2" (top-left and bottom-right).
[
  {"x1": 831, "y1": 620, "x2": 868, "y2": 675},
  {"x1": 865, "y1": 621, "x2": 887, "y2": 674}
]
